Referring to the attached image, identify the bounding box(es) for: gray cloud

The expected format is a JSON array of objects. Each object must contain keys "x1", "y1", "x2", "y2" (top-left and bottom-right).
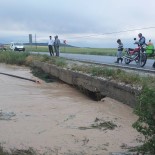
[{"x1": 0, "y1": 0, "x2": 155, "y2": 47}]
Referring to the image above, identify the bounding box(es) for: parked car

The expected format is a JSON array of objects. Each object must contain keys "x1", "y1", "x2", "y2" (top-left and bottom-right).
[
  {"x1": 0, "y1": 44, "x2": 7, "y2": 51},
  {"x1": 10, "y1": 42, "x2": 25, "y2": 51}
]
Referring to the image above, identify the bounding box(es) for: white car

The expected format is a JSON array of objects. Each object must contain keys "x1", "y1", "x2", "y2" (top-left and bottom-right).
[{"x1": 10, "y1": 42, "x2": 25, "y2": 51}]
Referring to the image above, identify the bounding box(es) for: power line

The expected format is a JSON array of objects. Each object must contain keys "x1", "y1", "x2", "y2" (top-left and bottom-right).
[
  {"x1": 101, "y1": 26, "x2": 155, "y2": 35},
  {"x1": 67, "y1": 26, "x2": 155, "y2": 39}
]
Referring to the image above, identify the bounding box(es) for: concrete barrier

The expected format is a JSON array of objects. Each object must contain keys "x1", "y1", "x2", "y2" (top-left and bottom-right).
[{"x1": 33, "y1": 61, "x2": 140, "y2": 107}]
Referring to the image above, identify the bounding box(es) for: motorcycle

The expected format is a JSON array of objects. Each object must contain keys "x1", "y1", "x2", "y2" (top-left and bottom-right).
[{"x1": 123, "y1": 38, "x2": 147, "y2": 67}]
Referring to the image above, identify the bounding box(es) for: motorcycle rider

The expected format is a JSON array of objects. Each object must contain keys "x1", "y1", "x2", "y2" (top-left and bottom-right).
[
  {"x1": 138, "y1": 33, "x2": 145, "y2": 45},
  {"x1": 115, "y1": 39, "x2": 123, "y2": 63},
  {"x1": 136, "y1": 33, "x2": 155, "y2": 68},
  {"x1": 135, "y1": 33, "x2": 146, "y2": 51}
]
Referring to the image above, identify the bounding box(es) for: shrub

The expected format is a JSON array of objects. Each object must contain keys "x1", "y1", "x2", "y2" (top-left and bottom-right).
[
  {"x1": 0, "y1": 51, "x2": 30, "y2": 65},
  {"x1": 132, "y1": 86, "x2": 155, "y2": 154}
]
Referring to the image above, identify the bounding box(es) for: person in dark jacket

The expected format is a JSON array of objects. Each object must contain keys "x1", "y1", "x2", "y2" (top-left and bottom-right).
[
  {"x1": 152, "y1": 61, "x2": 155, "y2": 68},
  {"x1": 54, "y1": 35, "x2": 60, "y2": 56},
  {"x1": 135, "y1": 33, "x2": 146, "y2": 53},
  {"x1": 137, "y1": 33, "x2": 146, "y2": 46},
  {"x1": 115, "y1": 39, "x2": 123, "y2": 63}
]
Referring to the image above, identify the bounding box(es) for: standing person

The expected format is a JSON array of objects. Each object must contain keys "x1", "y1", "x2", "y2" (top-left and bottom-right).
[
  {"x1": 53, "y1": 36, "x2": 56, "y2": 55},
  {"x1": 48, "y1": 36, "x2": 54, "y2": 56},
  {"x1": 54, "y1": 35, "x2": 60, "y2": 57},
  {"x1": 115, "y1": 39, "x2": 123, "y2": 63},
  {"x1": 153, "y1": 61, "x2": 155, "y2": 68},
  {"x1": 147, "y1": 39, "x2": 153, "y2": 46},
  {"x1": 148, "y1": 40, "x2": 155, "y2": 68},
  {"x1": 146, "y1": 39, "x2": 154, "y2": 57}
]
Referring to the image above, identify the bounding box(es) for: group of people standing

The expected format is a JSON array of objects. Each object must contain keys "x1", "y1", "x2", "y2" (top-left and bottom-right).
[
  {"x1": 48, "y1": 35, "x2": 60, "y2": 56},
  {"x1": 48, "y1": 34, "x2": 155, "y2": 68},
  {"x1": 115, "y1": 33, "x2": 155, "y2": 68}
]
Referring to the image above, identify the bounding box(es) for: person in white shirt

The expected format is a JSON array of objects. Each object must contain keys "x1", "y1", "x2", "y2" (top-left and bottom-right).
[{"x1": 48, "y1": 36, "x2": 54, "y2": 56}]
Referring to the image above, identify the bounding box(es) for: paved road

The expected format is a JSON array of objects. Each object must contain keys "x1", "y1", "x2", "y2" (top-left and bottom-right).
[
  {"x1": 34, "y1": 52, "x2": 155, "y2": 70},
  {"x1": 61, "y1": 53, "x2": 155, "y2": 69}
]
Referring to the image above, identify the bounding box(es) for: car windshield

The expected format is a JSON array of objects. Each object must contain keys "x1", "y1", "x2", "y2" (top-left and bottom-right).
[{"x1": 15, "y1": 43, "x2": 23, "y2": 46}]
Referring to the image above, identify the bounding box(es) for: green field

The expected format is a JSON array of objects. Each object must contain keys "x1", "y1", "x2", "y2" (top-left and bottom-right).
[{"x1": 24, "y1": 45, "x2": 117, "y2": 56}]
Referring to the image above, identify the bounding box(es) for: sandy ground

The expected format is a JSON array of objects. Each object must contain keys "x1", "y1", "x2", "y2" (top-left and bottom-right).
[{"x1": 0, "y1": 63, "x2": 142, "y2": 155}]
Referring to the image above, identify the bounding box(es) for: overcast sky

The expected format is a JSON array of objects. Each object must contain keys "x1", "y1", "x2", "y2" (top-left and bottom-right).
[{"x1": 1, "y1": 0, "x2": 155, "y2": 47}]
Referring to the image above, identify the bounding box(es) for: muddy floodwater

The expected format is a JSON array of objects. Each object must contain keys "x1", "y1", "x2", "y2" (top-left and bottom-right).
[{"x1": 0, "y1": 63, "x2": 142, "y2": 155}]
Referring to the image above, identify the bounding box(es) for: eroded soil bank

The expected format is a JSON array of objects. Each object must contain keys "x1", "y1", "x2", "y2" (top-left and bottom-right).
[{"x1": 0, "y1": 64, "x2": 142, "y2": 155}]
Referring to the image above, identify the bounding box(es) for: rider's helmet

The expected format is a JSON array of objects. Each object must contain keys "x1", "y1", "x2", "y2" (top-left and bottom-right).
[
  {"x1": 117, "y1": 39, "x2": 121, "y2": 43},
  {"x1": 138, "y1": 33, "x2": 142, "y2": 38}
]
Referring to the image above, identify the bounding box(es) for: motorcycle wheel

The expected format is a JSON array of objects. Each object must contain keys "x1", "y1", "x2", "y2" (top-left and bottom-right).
[
  {"x1": 124, "y1": 58, "x2": 131, "y2": 64},
  {"x1": 139, "y1": 52, "x2": 147, "y2": 67}
]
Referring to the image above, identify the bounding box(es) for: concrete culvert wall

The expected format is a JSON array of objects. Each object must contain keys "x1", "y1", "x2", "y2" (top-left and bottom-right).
[
  {"x1": 32, "y1": 61, "x2": 140, "y2": 107},
  {"x1": 74, "y1": 85, "x2": 106, "y2": 101}
]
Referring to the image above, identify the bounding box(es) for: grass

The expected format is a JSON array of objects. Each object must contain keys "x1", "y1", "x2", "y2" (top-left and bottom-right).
[
  {"x1": 0, "y1": 51, "x2": 154, "y2": 88},
  {"x1": 25, "y1": 45, "x2": 48, "y2": 53},
  {"x1": 60, "y1": 46, "x2": 117, "y2": 56},
  {"x1": 0, "y1": 51, "x2": 30, "y2": 65},
  {"x1": 0, "y1": 146, "x2": 37, "y2": 155},
  {"x1": 52, "y1": 57, "x2": 67, "y2": 67},
  {"x1": 24, "y1": 45, "x2": 117, "y2": 56},
  {"x1": 28, "y1": 55, "x2": 67, "y2": 68},
  {"x1": 71, "y1": 64, "x2": 147, "y2": 86}
]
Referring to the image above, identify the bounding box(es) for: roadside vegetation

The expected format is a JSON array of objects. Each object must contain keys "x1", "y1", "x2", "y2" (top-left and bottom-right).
[
  {"x1": 24, "y1": 45, "x2": 117, "y2": 56},
  {"x1": 0, "y1": 51, "x2": 155, "y2": 154},
  {"x1": 0, "y1": 51, "x2": 30, "y2": 65},
  {"x1": 0, "y1": 145, "x2": 38, "y2": 155}
]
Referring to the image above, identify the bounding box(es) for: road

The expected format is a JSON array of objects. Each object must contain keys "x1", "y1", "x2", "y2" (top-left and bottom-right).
[{"x1": 36, "y1": 52, "x2": 155, "y2": 70}]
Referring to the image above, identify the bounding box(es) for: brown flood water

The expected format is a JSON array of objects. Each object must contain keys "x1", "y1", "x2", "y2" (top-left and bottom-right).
[{"x1": 0, "y1": 63, "x2": 142, "y2": 155}]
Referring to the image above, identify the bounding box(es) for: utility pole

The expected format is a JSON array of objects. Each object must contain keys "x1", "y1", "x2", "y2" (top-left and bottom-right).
[
  {"x1": 63, "y1": 40, "x2": 66, "y2": 52},
  {"x1": 35, "y1": 34, "x2": 37, "y2": 49},
  {"x1": 29, "y1": 34, "x2": 32, "y2": 51}
]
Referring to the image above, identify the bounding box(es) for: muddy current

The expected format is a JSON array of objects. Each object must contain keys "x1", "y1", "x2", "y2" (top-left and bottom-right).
[{"x1": 0, "y1": 63, "x2": 142, "y2": 155}]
